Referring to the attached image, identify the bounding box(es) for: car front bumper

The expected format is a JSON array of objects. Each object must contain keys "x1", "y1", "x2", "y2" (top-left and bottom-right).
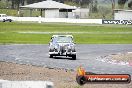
[{"x1": 49, "y1": 51, "x2": 76, "y2": 56}]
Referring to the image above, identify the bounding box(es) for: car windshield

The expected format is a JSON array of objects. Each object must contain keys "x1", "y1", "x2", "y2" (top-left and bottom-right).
[
  {"x1": 2, "y1": 15, "x2": 7, "y2": 17},
  {"x1": 53, "y1": 36, "x2": 73, "y2": 43}
]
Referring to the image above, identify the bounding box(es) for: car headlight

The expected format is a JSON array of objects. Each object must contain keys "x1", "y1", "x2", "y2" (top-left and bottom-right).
[
  {"x1": 67, "y1": 45, "x2": 71, "y2": 49},
  {"x1": 54, "y1": 45, "x2": 58, "y2": 49},
  {"x1": 67, "y1": 44, "x2": 76, "y2": 52},
  {"x1": 71, "y1": 45, "x2": 76, "y2": 52},
  {"x1": 54, "y1": 43, "x2": 59, "y2": 49},
  {"x1": 49, "y1": 45, "x2": 54, "y2": 51},
  {"x1": 50, "y1": 44, "x2": 54, "y2": 48}
]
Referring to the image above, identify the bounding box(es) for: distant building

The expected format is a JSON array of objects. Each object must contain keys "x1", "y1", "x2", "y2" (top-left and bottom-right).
[
  {"x1": 114, "y1": 9, "x2": 132, "y2": 20},
  {"x1": 72, "y1": 8, "x2": 89, "y2": 19},
  {"x1": 20, "y1": 0, "x2": 76, "y2": 18}
]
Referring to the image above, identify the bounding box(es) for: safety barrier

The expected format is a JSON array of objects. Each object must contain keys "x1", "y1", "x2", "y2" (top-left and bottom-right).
[{"x1": 11, "y1": 17, "x2": 102, "y2": 24}]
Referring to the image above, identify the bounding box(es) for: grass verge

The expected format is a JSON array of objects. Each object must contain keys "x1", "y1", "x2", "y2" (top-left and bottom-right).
[{"x1": 0, "y1": 22, "x2": 132, "y2": 44}]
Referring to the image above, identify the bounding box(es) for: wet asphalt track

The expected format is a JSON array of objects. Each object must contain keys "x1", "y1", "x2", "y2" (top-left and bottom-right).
[{"x1": 0, "y1": 44, "x2": 132, "y2": 74}]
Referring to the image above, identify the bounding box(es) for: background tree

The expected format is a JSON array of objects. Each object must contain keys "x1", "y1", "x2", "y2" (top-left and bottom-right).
[
  {"x1": 98, "y1": 6, "x2": 111, "y2": 19},
  {"x1": 73, "y1": 0, "x2": 91, "y2": 7},
  {"x1": 118, "y1": 0, "x2": 128, "y2": 9},
  {"x1": 89, "y1": 0, "x2": 98, "y2": 13},
  {"x1": 111, "y1": 0, "x2": 115, "y2": 15},
  {"x1": 92, "y1": 0, "x2": 98, "y2": 12},
  {"x1": 128, "y1": 0, "x2": 132, "y2": 9},
  {"x1": 11, "y1": 0, "x2": 15, "y2": 9}
]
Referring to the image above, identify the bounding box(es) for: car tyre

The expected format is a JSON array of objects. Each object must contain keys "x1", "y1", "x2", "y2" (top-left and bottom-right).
[
  {"x1": 9, "y1": 19, "x2": 12, "y2": 22},
  {"x1": 71, "y1": 55, "x2": 76, "y2": 60},
  {"x1": 3, "y1": 19, "x2": 5, "y2": 22},
  {"x1": 49, "y1": 55, "x2": 53, "y2": 58},
  {"x1": 76, "y1": 76, "x2": 86, "y2": 85}
]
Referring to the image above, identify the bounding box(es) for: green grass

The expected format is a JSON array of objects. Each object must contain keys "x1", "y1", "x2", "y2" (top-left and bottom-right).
[
  {"x1": 0, "y1": 9, "x2": 18, "y2": 16},
  {"x1": 0, "y1": 22, "x2": 132, "y2": 44}
]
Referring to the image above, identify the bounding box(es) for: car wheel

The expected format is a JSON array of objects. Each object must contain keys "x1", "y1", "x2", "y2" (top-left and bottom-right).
[
  {"x1": 71, "y1": 55, "x2": 76, "y2": 60},
  {"x1": 9, "y1": 20, "x2": 12, "y2": 22},
  {"x1": 3, "y1": 19, "x2": 5, "y2": 22},
  {"x1": 76, "y1": 76, "x2": 86, "y2": 85},
  {"x1": 49, "y1": 55, "x2": 53, "y2": 58}
]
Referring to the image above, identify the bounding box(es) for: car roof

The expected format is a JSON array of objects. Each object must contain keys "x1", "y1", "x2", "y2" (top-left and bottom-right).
[{"x1": 52, "y1": 35, "x2": 73, "y2": 38}]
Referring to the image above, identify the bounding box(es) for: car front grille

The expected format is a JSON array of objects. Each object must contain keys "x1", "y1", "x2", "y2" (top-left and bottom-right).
[{"x1": 60, "y1": 45, "x2": 66, "y2": 54}]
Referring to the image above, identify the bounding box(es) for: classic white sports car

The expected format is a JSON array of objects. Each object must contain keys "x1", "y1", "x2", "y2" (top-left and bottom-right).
[
  {"x1": 49, "y1": 35, "x2": 76, "y2": 60},
  {"x1": 0, "y1": 14, "x2": 13, "y2": 22}
]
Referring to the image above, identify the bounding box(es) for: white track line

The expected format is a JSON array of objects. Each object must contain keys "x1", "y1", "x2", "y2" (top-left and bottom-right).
[{"x1": 17, "y1": 31, "x2": 132, "y2": 34}]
